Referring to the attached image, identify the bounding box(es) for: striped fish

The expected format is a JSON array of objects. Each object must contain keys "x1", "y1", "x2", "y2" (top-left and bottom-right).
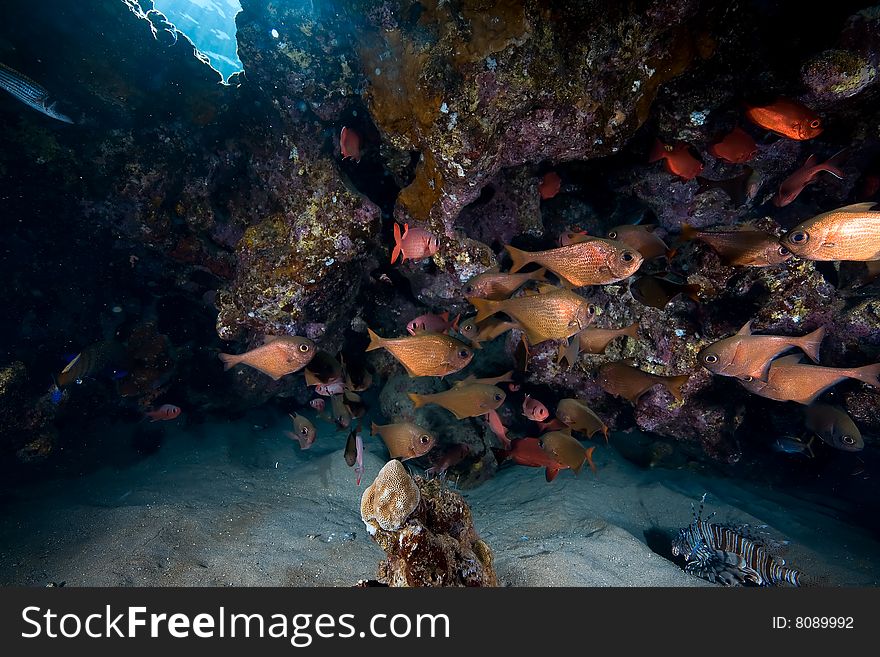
[
  {"x1": 0, "y1": 62, "x2": 73, "y2": 123},
  {"x1": 671, "y1": 494, "x2": 802, "y2": 587}
]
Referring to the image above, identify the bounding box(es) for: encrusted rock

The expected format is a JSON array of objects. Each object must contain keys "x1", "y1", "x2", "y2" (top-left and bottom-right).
[{"x1": 361, "y1": 459, "x2": 421, "y2": 533}]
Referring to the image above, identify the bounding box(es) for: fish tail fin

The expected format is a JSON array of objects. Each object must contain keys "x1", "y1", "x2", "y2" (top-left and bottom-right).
[
  {"x1": 623, "y1": 322, "x2": 640, "y2": 340},
  {"x1": 407, "y1": 392, "x2": 425, "y2": 408},
  {"x1": 797, "y1": 326, "x2": 826, "y2": 363},
  {"x1": 584, "y1": 446, "x2": 597, "y2": 474},
  {"x1": 504, "y1": 244, "x2": 532, "y2": 273},
  {"x1": 849, "y1": 363, "x2": 880, "y2": 388},
  {"x1": 469, "y1": 297, "x2": 500, "y2": 323},
  {"x1": 680, "y1": 223, "x2": 698, "y2": 243},
  {"x1": 365, "y1": 327, "x2": 384, "y2": 352},
  {"x1": 545, "y1": 466, "x2": 560, "y2": 482},
  {"x1": 648, "y1": 138, "x2": 667, "y2": 163},
  {"x1": 217, "y1": 353, "x2": 241, "y2": 370},
  {"x1": 492, "y1": 447, "x2": 510, "y2": 464},
  {"x1": 601, "y1": 424, "x2": 609, "y2": 444},
  {"x1": 391, "y1": 223, "x2": 403, "y2": 263},
  {"x1": 665, "y1": 374, "x2": 689, "y2": 402},
  {"x1": 531, "y1": 267, "x2": 548, "y2": 282},
  {"x1": 558, "y1": 336, "x2": 580, "y2": 370}
]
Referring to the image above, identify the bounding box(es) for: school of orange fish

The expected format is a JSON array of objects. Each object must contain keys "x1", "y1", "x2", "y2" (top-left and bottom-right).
[{"x1": 202, "y1": 97, "x2": 878, "y2": 480}]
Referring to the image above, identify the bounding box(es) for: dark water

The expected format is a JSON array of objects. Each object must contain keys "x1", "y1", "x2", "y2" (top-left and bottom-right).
[{"x1": 0, "y1": 0, "x2": 879, "y2": 587}]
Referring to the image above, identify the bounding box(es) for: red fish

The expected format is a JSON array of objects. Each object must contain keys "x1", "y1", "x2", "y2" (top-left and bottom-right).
[
  {"x1": 315, "y1": 380, "x2": 345, "y2": 396},
  {"x1": 538, "y1": 171, "x2": 562, "y2": 199},
  {"x1": 144, "y1": 404, "x2": 181, "y2": 422},
  {"x1": 649, "y1": 139, "x2": 703, "y2": 180},
  {"x1": 406, "y1": 311, "x2": 460, "y2": 336},
  {"x1": 494, "y1": 437, "x2": 574, "y2": 482},
  {"x1": 310, "y1": 398, "x2": 326, "y2": 412},
  {"x1": 559, "y1": 228, "x2": 590, "y2": 246},
  {"x1": 522, "y1": 394, "x2": 549, "y2": 421},
  {"x1": 773, "y1": 152, "x2": 846, "y2": 207},
  {"x1": 340, "y1": 126, "x2": 361, "y2": 162},
  {"x1": 485, "y1": 409, "x2": 511, "y2": 449},
  {"x1": 709, "y1": 126, "x2": 757, "y2": 164},
  {"x1": 391, "y1": 223, "x2": 439, "y2": 264},
  {"x1": 508, "y1": 383, "x2": 521, "y2": 392},
  {"x1": 745, "y1": 98, "x2": 822, "y2": 140}
]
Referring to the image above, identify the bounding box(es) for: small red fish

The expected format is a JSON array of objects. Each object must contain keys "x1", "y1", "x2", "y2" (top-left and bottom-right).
[
  {"x1": 773, "y1": 152, "x2": 846, "y2": 207},
  {"x1": 559, "y1": 227, "x2": 590, "y2": 246},
  {"x1": 649, "y1": 139, "x2": 704, "y2": 180},
  {"x1": 315, "y1": 380, "x2": 345, "y2": 396},
  {"x1": 406, "y1": 311, "x2": 460, "y2": 336},
  {"x1": 485, "y1": 409, "x2": 511, "y2": 449},
  {"x1": 508, "y1": 383, "x2": 521, "y2": 392},
  {"x1": 310, "y1": 398, "x2": 326, "y2": 412},
  {"x1": 745, "y1": 98, "x2": 823, "y2": 141},
  {"x1": 391, "y1": 223, "x2": 439, "y2": 264},
  {"x1": 538, "y1": 171, "x2": 562, "y2": 200},
  {"x1": 522, "y1": 394, "x2": 549, "y2": 421},
  {"x1": 494, "y1": 437, "x2": 577, "y2": 482},
  {"x1": 340, "y1": 126, "x2": 361, "y2": 162},
  {"x1": 709, "y1": 126, "x2": 757, "y2": 164},
  {"x1": 144, "y1": 404, "x2": 181, "y2": 422}
]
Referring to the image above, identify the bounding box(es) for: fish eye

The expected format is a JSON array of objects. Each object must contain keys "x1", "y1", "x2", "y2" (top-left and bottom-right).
[
  {"x1": 788, "y1": 231, "x2": 808, "y2": 244},
  {"x1": 464, "y1": 285, "x2": 473, "y2": 294},
  {"x1": 608, "y1": 231, "x2": 618, "y2": 239},
  {"x1": 494, "y1": 393, "x2": 503, "y2": 401},
  {"x1": 621, "y1": 251, "x2": 635, "y2": 263},
  {"x1": 810, "y1": 119, "x2": 821, "y2": 129},
  {"x1": 419, "y1": 434, "x2": 430, "y2": 444},
  {"x1": 778, "y1": 246, "x2": 790, "y2": 256},
  {"x1": 301, "y1": 426, "x2": 310, "y2": 435},
  {"x1": 843, "y1": 435, "x2": 855, "y2": 445},
  {"x1": 587, "y1": 304, "x2": 597, "y2": 315},
  {"x1": 703, "y1": 353, "x2": 718, "y2": 364},
  {"x1": 299, "y1": 343, "x2": 311, "y2": 352},
  {"x1": 743, "y1": 376, "x2": 754, "y2": 382},
  {"x1": 458, "y1": 349, "x2": 470, "y2": 359}
]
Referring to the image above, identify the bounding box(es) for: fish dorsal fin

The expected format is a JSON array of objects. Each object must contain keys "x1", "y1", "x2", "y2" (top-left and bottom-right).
[
  {"x1": 262, "y1": 335, "x2": 282, "y2": 344},
  {"x1": 772, "y1": 354, "x2": 804, "y2": 367},
  {"x1": 737, "y1": 320, "x2": 753, "y2": 336},
  {"x1": 838, "y1": 202, "x2": 878, "y2": 213}
]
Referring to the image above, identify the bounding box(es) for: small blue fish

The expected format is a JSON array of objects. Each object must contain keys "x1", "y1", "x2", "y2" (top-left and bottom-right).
[{"x1": 771, "y1": 437, "x2": 814, "y2": 458}]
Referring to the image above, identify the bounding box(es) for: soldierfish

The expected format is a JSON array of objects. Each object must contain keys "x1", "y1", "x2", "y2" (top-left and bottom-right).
[
  {"x1": 391, "y1": 223, "x2": 439, "y2": 264},
  {"x1": 493, "y1": 437, "x2": 571, "y2": 482},
  {"x1": 365, "y1": 328, "x2": 473, "y2": 377},
  {"x1": 408, "y1": 383, "x2": 506, "y2": 419},
  {"x1": 505, "y1": 239, "x2": 643, "y2": 287},
  {"x1": 606, "y1": 225, "x2": 671, "y2": 260},
  {"x1": 745, "y1": 98, "x2": 823, "y2": 140},
  {"x1": 649, "y1": 139, "x2": 704, "y2": 180},
  {"x1": 538, "y1": 171, "x2": 562, "y2": 199},
  {"x1": 698, "y1": 321, "x2": 825, "y2": 381},
  {"x1": 738, "y1": 354, "x2": 880, "y2": 405},
  {"x1": 310, "y1": 398, "x2": 326, "y2": 412},
  {"x1": 144, "y1": 404, "x2": 181, "y2": 422},
  {"x1": 340, "y1": 126, "x2": 361, "y2": 162},
  {"x1": 804, "y1": 404, "x2": 864, "y2": 452},
  {"x1": 709, "y1": 126, "x2": 757, "y2": 163},
  {"x1": 540, "y1": 431, "x2": 597, "y2": 475},
  {"x1": 218, "y1": 336, "x2": 316, "y2": 381},
  {"x1": 782, "y1": 202, "x2": 880, "y2": 261},
  {"x1": 559, "y1": 228, "x2": 590, "y2": 246},
  {"x1": 555, "y1": 398, "x2": 608, "y2": 442},
  {"x1": 406, "y1": 311, "x2": 460, "y2": 335},
  {"x1": 462, "y1": 267, "x2": 547, "y2": 300},
  {"x1": 285, "y1": 412, "x2": 317, "y2": 449},
  {"x1": 315, "y1": 380, "x2": 346, "y2": 396},
  {"x1": 522, "y1": 394, "x2": 549, "y2": 421},
  {"x1": 469, "y1": 285, "x2": 597, "y2": 346},
  {"x1": 773, "y1": 152, "x2": 846, "y2": 207},
  {"x1": 485, "y1": 409, "x2": 511, "y2": 448},
  {"x1": 598, "y1": 362, "x2": 689, "y2": 404},
  {"x1": 681, "y1": 224, "x2": 792, "y2": 267},
  {"x1": 425, "y1": 444, "x2": 471, "y2": 478},
  {"x1": 371, "y1": 421, "x2": 436, "y2": 460}
]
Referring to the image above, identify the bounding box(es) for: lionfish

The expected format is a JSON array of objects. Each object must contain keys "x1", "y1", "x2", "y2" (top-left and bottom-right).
[{"x1": 671, "y1": 494, "x2": 802, "y2": 587}]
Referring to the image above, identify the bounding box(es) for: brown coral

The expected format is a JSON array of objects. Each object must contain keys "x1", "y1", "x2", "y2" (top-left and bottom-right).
[{"x1": 360, "y1": 459, "x2": 421, "y2": 533}]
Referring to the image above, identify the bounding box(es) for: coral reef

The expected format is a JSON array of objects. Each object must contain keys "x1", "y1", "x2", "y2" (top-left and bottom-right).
[{"x1": 362, "y1": 465, "x2": 497, "y2": 587}]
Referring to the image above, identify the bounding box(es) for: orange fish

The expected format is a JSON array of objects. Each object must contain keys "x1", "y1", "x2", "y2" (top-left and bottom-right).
[
  {"x1": 494, "y1": 437, "x2": 575, "y2": 482},
  {"x1": 698, "y1": 321, "x2": 825, "y2": 381},
  {"x1": 453, "y1": 370, "x2": 515, "y2": 388},
  {"x1": 773, "y1": 152, "x2": 846, "y2": 207},
  {"x1": 408, "y1": 383, "x2": 506, "y2": 419},
  {"x1": 457, "y1": 316, "x2": 518, "y2": 348},
  {"x1": 745, "y1": 98, "x2": 822, "y2": 140},
  {"x1": 539, "y1": 431, "x2": 597, "y2": 476},
  {"x1": 462, "y1": 267, "x2": 547, "y2": 300},
  {"x1": 340, "y1": 126, "x2": 361, "y2": 162},
  {"x1": 538, "y1": 171, "x2": 562, "y2": 199},
  {"x1": 558, "y1": 321, "x2": 640, "y2": 367},
  {"x1": 371, "y1": 421, "x2": 436, "y2": 460},
  {"x1": 391, "y1": 223, "x2": 439, "y2": 264},
  {"x1": 598, "y1": 362, "x2": 688, "y2": 404},
  {"x1": 505, "y1": 239, "x2": 643, "y2": 287},
  {"x1": 738, "y1": 354, "x2": 880, "y2": 405},
  {"x1": 555, "y1": 398, "x2": 608, "y2": 442},
  {"x1": 709, "y1": 126, "x2": 757, "y2": 163},
  {"x1": 681, "y1": 224, "x2": 792, "y2": 267},
  {"x1": 285, "y1": 412, "x2": 316, "y2": 449},
  {"x1": 468, "y1": 286, "x2": 597, "y2": 346},
  {"x1": 365, "y1": 327, "x2": 473, "y2": 377},
  {"x1": 485, "y1": 409, "x2": 511, "y2": 448},
  {"x1": 649, "y1": 139, "x2": 704, "y2": 180},
  {"x1": 218, "y1": 336, "x2": 316, "y2": 380},
  {"x1": 144, "y1": 404, "x2": 181, "y2": 422},
  {"x1": 782, "y1": 202, "x2": 880, "y2": 261},
  {"x1": 606, "y1": 225, "x2": 671, "y2": 260}
]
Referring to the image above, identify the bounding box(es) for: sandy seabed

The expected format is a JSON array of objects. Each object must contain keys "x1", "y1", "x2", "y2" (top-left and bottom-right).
[{"x1": 1, "y1": 412, "x2": 877, "y2": 587}]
